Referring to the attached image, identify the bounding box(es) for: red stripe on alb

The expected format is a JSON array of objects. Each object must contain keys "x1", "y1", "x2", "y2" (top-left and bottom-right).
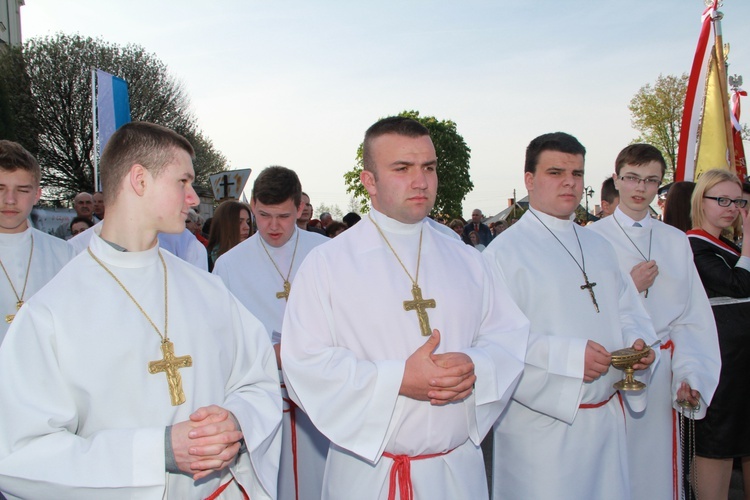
[
  {"x1": 282, "y1": 396, "x2": 300, "y2": 500},
  {"x1": 204, "y1": 477, "x2": 250, "y2": 500},
  {"x1": 661, "y1": 340, "x2": 675, "y2": 354},
  {"x1": 579, "y1": 392, "x2": 616, "y2": 409},
  {"x1": 383, "y1": 449, "x2": 453, "y2": 500}
]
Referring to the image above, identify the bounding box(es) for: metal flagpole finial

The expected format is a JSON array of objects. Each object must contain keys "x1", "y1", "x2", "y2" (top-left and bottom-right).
[
  {"x1": 729, "y1": 75, "x2": 743, "y2": 90},
  {"x1": 705, "y1": 0, "x2": 722, "y2": 8}
]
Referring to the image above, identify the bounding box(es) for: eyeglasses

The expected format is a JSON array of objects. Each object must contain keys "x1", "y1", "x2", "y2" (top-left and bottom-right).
[
  {"x1": 619, "y1": 175, "x2": 661, "y2": 187},
  {"x1": 703, "y1": 196, "x2": 748, "y2": 208}
]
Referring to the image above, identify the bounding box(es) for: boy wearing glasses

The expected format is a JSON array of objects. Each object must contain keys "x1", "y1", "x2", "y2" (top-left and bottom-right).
[{"x1": 590, "y1": 143, "x2": 721, "y2": 499}]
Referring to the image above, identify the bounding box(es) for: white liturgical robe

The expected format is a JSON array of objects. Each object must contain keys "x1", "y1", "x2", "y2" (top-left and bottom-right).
[
  {"x1": 0, "y1": 227, "x2": 75, "y2": 345},
  {"x1": 214, "y1": 227, "x2": 329, "y2": 500},
  {"x1": 281, "y1": 209, "x2": 529, "y2": 500},
  {"x1": 589, "y1": 209, "x2": 720, "y2": 500},
  {"x1": 484, "y1": 209, "x2": 658, "y2": 500},
  {"x1": 214, "y1": 227, "x2": 328, "y2": 343},
  {"x1": 0, "y1": 230, "x2": 282, "y2": 499}
]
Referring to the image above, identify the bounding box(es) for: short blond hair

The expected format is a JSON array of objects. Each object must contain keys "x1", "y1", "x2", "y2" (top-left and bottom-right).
[{"x1": 691, "y1": 169, "x2": 743, "y2": 233}]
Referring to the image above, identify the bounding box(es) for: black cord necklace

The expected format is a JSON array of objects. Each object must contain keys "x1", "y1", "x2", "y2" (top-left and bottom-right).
[{"x1": 528, "y1": 209, "x2": 599, "y2": 313}]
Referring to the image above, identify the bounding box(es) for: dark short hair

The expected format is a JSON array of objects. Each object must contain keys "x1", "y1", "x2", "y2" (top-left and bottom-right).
[
  {"x1": 363, "y1": 117, "x2": 430, "y2": 173},
  {"x1": 342, "y1": 212, "x2": 361, "y2": 227},
  {"x1": 325, "y1": 221, "x2": 346, "y2": 237},
  {"x1": 601, "y1": 177, "x2": 618, "y2": 204},
  {"x1": 251, "y1": 166, "x2": 302, "y2": 207},
  {"x1": 100, "y1": 122, "x2": 194, "y2": 205},
  {"x1": 614, "y1": 144, "x2": 666, "y2": 177},
  {"x1": 0, "y1": 140, "x2": 41, "y2": 185},
  {"x1": 663, "y1": 181, "x2": 696, "y2": 233},
  {"x1": 69, "y1": 216, "x2": 94, "y2": 232},
  {"x1": 524, "y1": 132, "x2": 586, "y2": 173}
]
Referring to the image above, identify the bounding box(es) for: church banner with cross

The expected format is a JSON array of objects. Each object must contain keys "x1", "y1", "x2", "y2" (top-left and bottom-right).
[{"x1": 210, "y1": 169, "x2": 252, "y2": 201}]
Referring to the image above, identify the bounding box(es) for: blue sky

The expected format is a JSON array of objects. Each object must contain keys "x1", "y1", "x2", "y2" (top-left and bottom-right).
[{"x1": 20, "y1": 1, "x2": 750, "y2": 218}]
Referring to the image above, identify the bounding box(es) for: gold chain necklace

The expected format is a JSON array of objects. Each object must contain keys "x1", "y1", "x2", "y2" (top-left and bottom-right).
[
  {"x1": 368, "y1": 214, "x2": 436, "y2": 336},
  {"x1": 87, "y1": 247, "x2": 192, "y2": 406},
  {"x1": 259, "y1": 230, "x2": 300, "y2": 301},
  {"x1": 1, "y1": 233, "x2": 34, "y2": 323}
]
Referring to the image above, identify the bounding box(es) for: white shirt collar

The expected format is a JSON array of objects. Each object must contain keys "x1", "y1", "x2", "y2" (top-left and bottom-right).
[
  {"x1": 614, "y1": 206, "x2": 652, "y2": 228},
  {"x1": 527, "y1": 205, "x2": 575, "y2": 232}
]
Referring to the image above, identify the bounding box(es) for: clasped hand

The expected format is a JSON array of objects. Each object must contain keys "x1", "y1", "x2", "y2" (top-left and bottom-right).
[
  {"x1": 171, "y1": 405, "x2": 244, "y2": 480},
  {"x1": 400, "y1": 329, "x2": 476, "y2": 406}
]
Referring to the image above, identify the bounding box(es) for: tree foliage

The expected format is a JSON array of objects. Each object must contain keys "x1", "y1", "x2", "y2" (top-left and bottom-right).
[
  {"x1": 0, "y1": 33, "x2": 228, "y2": 201},
  {"x1": 315, "y1": 203, "x2": 344, "y2": 221},
  {"x1": 628, "y1": 73, "x2": 689, "y2": 181},
  {"x1": 344, "y1": 110, "x2": 472, "y2": 219}
]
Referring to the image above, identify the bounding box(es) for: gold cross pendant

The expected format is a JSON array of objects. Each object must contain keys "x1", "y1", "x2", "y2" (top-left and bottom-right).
[
  {"x1": 5, "y1": 300, "x2": 23, "y2": 324},
  {"x1": 403, "y1": 284, "x2": 436, "y2": 336},
  {"x1": 276, "y1": 280, "x2": 291, "y2": 301},
  {"x1": 148, "y1": 340, "x2": 193, "y2": 406}
]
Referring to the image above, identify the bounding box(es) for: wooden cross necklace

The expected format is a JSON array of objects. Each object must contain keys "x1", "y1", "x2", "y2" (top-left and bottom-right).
[
  {"x1": 88, "y1": 247, "x2": 192, "y2": 406},
  {"x1": 259, "y1": 229, "x2": 300, "y2": 301},
  {"x1": 528, "y1": 209, "x2": 600, "y2": 313},
  {"x1": 612, "y1": 213, "x2": 654, "y2": 298},
  {"x1": 369, "y1": 214, "x2": 436, "y2": 336},
  {"x1": 0, "y1": 234, "x2": 34, "y2": 323}
]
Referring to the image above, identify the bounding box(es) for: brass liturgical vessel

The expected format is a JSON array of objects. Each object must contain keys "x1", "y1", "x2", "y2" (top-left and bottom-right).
[{"x1": 610, "y1": 344, "x2": 654, "y2": 391}]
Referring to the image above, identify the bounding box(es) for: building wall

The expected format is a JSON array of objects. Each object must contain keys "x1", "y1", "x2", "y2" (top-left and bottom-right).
[{"x1": 0, "y1": 0, "x2": 24, "y2": 47}]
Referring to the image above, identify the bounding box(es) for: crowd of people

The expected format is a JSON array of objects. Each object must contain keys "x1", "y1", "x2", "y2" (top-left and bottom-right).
[{"x1": 0, "y1": 117, "x2": 746, "y2": 500}]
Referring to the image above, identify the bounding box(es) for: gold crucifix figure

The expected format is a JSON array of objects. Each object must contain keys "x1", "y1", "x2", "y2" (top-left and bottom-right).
[
  {"x1": 148, "y1": 339, "x2": 193, "y2": 406},
  {"x1": 580, "y1": 273, "x2": 600, "y2": 313},
  {"x1": 403, "y1": 283, "x2": 436, "y2": 336},
  {"x1": 276, "y1": 280, "x2": 291, "y2": 301},
  {"x1": 5, "y1": 300, "x2": 23, "y2": 324}
]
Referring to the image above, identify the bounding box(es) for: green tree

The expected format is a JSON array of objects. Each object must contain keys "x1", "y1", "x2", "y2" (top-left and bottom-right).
[
  {"x1": 0, "y1": 33, "x2": 227, "y2": 201},
  {"x1": 628, "y1": 73, "x2": 689, "y2": 181},
  {"x1": 343, "y1": 110, "x2": 472, "y2": 218},
  {"x1": 316, "y1": 203, "x2": 344, "y2": 221}
]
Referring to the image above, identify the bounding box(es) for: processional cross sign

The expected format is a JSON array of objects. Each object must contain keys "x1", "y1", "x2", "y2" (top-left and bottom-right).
[
  {"x1": 403, "y1": 283, "x2": 436, "y2": 336},
  {"x1": 219, "y1": 175, "x2": 235, "y2": 199},
  {"x1": 148, "y1": 340, "x2": 193, "y2": 406}
]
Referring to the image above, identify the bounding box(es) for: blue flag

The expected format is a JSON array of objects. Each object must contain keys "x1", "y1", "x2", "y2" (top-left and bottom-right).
[{"x1": 96, "y1": 69, "x2": 131, "y2": 153}]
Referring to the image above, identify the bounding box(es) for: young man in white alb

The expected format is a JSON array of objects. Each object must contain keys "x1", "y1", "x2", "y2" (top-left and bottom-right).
[
  {"x1": 589, "y1": 143, "x2": 720, "y2": 500},
  {"x1": 0, "y1": 123, "x2": 282, "y2": 499},
  {"x1": 0, "y1": 140, "x2": 75, "y2": 346},
  {"x1": 213, "y1": 165, "x2": 329, "y2": 500}
]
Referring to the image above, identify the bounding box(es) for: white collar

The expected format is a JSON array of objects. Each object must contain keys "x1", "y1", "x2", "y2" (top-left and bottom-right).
[
  {"x1": 614, "y1": 206, "x2": 652, "y2": 228},
  {"x1": 89, "y1": 225, "x2": 160, "y2": 269},
  {"x1": 0, "y1": 226, "x2": 32, "y2": 246},
  {"x1": 369, "y1": 207, "x2": 424, "y2": 235},
  {"x1": 527, "y1": 206, "x2": 575, "y2": 232}
]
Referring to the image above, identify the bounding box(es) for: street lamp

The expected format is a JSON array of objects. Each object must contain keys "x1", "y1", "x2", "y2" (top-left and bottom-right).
[{"x1": 584, "y1": 186, "x2": 595, "y2": 218}]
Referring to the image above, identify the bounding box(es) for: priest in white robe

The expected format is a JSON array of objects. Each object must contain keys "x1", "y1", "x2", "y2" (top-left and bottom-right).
[
  {"x1": 589, "y1": 144, "x2": 720, "y2": 500},
  {"x1": 0, "y1": 140, "x2": 75, "y2": 346},
  {"x1": 0, "y1": 123, "x2": 281, "y2": 499},
  {"x1": 214, "y1": 166, "x2": 330, "y2": 500},
  {"x1": 281, "y1": 117, "x2": 529, "y2": 499},
  {"x1": 484, "y1": 132, "x2": 658, "y2": 500}
]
